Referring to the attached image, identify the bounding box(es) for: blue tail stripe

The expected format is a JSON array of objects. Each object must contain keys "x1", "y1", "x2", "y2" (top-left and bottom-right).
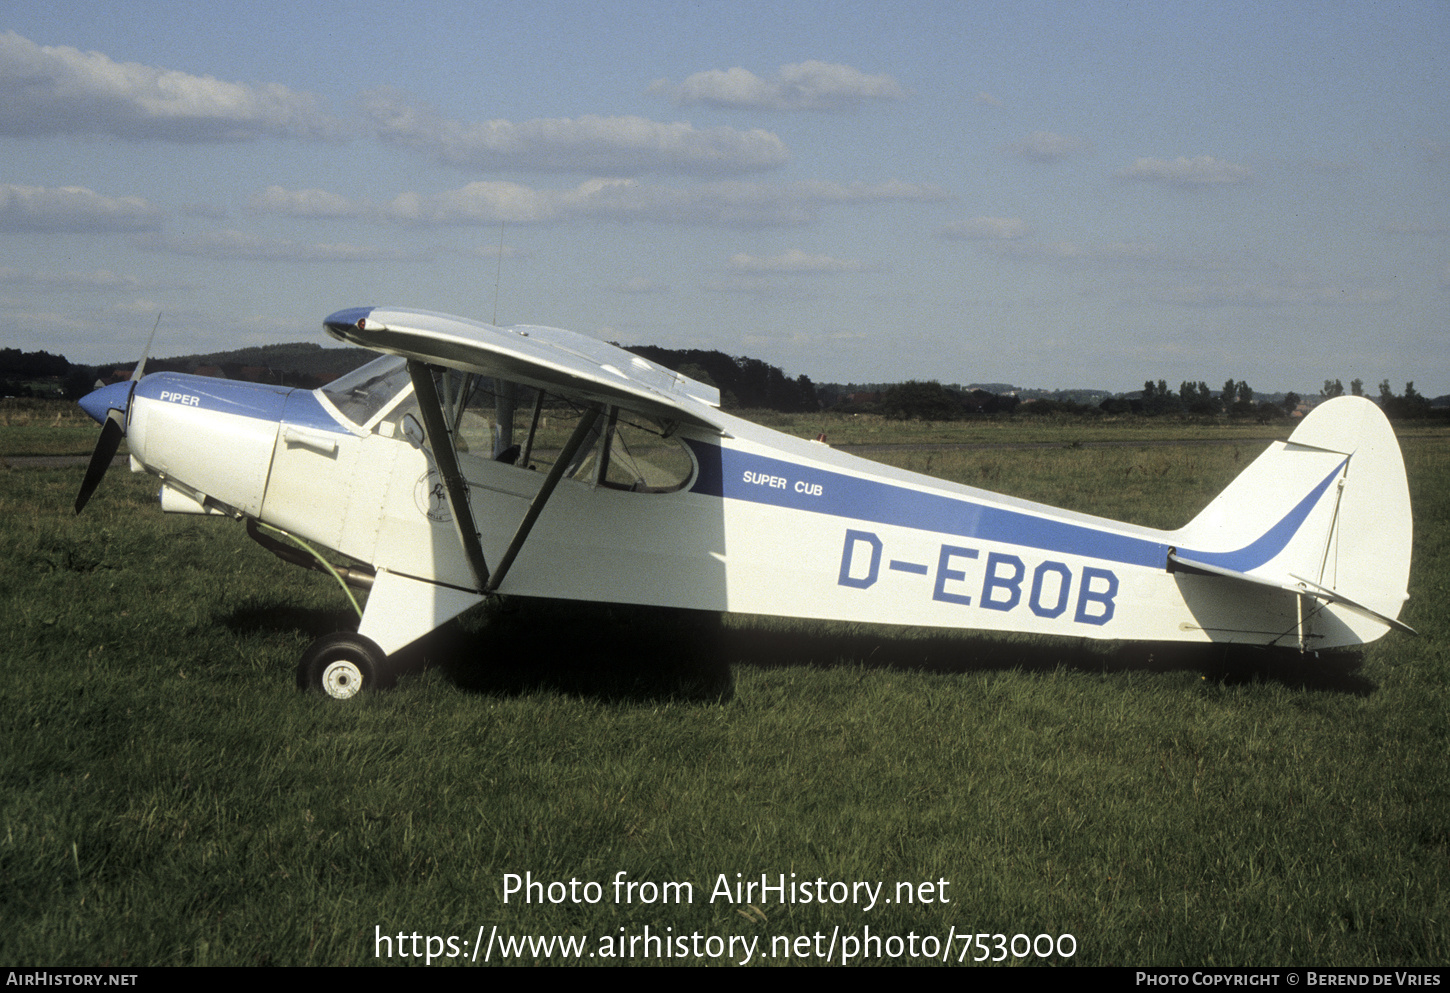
[{"x1": 1169, "y1": 458, "x2": 1346, "y2": 573}]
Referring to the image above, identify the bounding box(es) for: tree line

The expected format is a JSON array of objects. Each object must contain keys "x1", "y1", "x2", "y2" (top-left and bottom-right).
[
  {"x1": 1105, "y1": 380, "x2": 1297, "y2": 419},
  {"x1": 824, "y1": 377, "x2": 1441, "y2": 422},
  {"x1": 3, "y1": 340, "x2": 1440, "y2": 422},
  {"x1": 624, "y1": 345, "x2": 820, "y2": 413},
  {"x1": 1, "y1": 348, "x2": 98, "y2": 400},
  {"x1": 1320, "y1": 378, "x2": 1432, "y2": 419}
]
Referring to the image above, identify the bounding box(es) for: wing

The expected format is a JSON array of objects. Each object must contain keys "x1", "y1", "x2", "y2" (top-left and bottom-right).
[{"x1": 323, "y1": 306, "x2": 725, "y2": 433}]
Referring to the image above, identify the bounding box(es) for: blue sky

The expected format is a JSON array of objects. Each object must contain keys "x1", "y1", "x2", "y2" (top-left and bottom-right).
[{"x1": 2, "y1": 1, "x2": 1446, "y2": 394}]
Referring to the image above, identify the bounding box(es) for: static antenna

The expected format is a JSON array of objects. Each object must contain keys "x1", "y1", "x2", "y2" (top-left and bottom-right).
[{"x1": 491, "y1": 221, "x2": 505, "y2": 326}]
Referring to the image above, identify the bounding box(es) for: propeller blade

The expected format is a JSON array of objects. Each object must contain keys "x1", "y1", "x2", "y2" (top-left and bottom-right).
[
  {"x1": 132, "y1": 312, "x2": 161, "y2": 382},
  {"x1": 74, "y1": 415, "x2": 124, "y2": 514},
  {"x1": 74, "y1": 314, "x2": 159, "y2": 513}
]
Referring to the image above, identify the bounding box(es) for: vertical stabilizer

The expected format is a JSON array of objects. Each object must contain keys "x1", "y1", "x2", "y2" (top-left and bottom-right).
[{"x1": 1173, "y1": 397, "x2": 1412, "y2": 645}]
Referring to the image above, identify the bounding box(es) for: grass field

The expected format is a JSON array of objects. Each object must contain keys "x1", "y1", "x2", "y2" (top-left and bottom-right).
[{"x1": 1, "y1": 406, "x2": 1447, "y2": 966}]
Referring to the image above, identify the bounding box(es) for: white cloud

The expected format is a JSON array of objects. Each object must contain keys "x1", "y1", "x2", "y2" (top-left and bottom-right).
[
  {"x1": 251, "y1": 185, "x2": 364, "y2": 218},
  {"x1": 938, "y1": 216, "x2": 1030, "y2": 241},
  {"x1": 382, "y1": 177, "x2": 950, "y2": 228},
  {"x1": 0, "y1": 183, "x2": 161, "y2": 232},
  {"x1": 727, "y1": 250, "x2": 871, "y2": 274},
  {"x1": 974, "y1": 92, "x2": 1003, "y2": 107},
  {"x1": 651, "y1": 61, "x2": 906, "y2": 112},
  {"x1": 362, "y1": 90, "x2": 789, "y2": 175},
  {"x1": 1152, "y1": 280, "x2": 1394, "y2": 307},
  {"x1": 1008, "y1": 239, "x2": 1166, "y2": 264},
  {"x1": 1006, "y1": 131, "x2": 1092, "y2": 163},
  {"x1": 977, "y1": 236, "x2": 1202, "y2": 275},
  {"x1": 702, "y1": 276, "x2": 816, "y2": 299},
  {"x1": 0, "y1": 266, "x2": 138, "y2": 290},
  {"x1": 0, "y1": 30, "x2": 337, "y2": 141},
  {"x1": 1115, "y1": 155, "x2": 1252, "y2": 187},
  {"x1": 135, "y1": 228, "x2": 419, "y2": 262}
]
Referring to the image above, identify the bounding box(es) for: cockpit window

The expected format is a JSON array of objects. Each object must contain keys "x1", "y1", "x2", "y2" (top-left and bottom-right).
[
  {"x1": 597, "y1": 412, "x2": 695, "y2": 492},
  {"x1": 434, "y1": 369, "x2": 695, "y2": 492},
  {"x1": 322, "y1": 360, "x2": 695, "y2": 492},
  {"x1": 321, "y1": 354, "x2": 412, "y2": 428}
]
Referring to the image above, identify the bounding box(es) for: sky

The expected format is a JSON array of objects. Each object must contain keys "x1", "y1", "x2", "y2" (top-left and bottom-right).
[{"x1": 2, "y1": 0, "x2": 1447, "y2": 394}]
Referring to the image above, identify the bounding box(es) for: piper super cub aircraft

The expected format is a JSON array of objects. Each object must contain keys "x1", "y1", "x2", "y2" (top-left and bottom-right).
[{"x1": 74, "y1": 307, "x2": 1414, "y2": 698}]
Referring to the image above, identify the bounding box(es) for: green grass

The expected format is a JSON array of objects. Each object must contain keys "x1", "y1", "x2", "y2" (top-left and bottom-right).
[
  {"x1": 1, "y1": 422, "x2": 1446, "y2": 966},
  {"x1": 0, "y1": 401, "x2": 103, "y2": 458},
  {"x1": 747, "y1": 407, "x2": 1450, "y2": 450}
]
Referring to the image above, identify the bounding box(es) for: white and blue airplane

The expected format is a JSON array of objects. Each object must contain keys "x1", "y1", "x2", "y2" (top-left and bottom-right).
[{"x1": 75, "y1": 307, "x2": 1414, "y2": 698}]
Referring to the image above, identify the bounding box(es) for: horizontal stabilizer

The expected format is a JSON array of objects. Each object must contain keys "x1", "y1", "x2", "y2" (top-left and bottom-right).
[{"x1": 1167, "y1": 550, "x2": 1416, "y2": 636}]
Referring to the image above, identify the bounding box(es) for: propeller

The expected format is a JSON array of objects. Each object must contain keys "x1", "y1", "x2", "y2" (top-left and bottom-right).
[
  {"x1": 74, "y1": 415, "x2": 123, "y2": 513},
  {"x1": 73, "y1": 314, "x2": 161, "y2": 514}
]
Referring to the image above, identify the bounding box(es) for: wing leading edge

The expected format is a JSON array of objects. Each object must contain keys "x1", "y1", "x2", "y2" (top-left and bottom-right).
[{"x1": 325, "y1": 307, "x2": 725, "y2": 434}]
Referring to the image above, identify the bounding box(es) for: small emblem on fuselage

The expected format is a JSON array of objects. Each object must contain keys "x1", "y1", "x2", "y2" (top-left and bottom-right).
[{"x1": 415, "y1": 467, "x2": 451, "y2": 523}]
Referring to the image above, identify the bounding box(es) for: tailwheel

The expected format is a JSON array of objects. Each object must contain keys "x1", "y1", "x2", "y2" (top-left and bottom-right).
[{"x1": 297, "y1": 632, "x2": 394, "y2": 699}]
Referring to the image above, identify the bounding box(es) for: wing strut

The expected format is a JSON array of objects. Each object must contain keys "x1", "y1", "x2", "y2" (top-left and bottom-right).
[
  {"x1": 408, "y1": 361, "x2": 492, "y2": 591},
  {"x1": 485, "y1": 404, "x2": 603, "y2": 594}
]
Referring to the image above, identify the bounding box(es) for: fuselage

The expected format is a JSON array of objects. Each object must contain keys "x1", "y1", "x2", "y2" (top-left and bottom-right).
[{"x1": 80, "y1": 358, "x2": 1382, "y2": 653}]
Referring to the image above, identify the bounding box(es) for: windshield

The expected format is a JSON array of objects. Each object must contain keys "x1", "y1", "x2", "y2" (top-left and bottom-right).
[{"x1": 321, "y1": 354, "x2": 412, "y2": 428}]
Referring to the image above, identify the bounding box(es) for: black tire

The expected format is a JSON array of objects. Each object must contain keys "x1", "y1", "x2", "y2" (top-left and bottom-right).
[{"x1": 296, "y1": 632, "x2": 394, "y2": 698}]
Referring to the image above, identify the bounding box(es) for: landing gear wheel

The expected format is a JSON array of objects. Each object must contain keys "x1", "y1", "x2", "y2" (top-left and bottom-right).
[{"x1": 296, "y1": 633, "x2": 394, "y2": 698}]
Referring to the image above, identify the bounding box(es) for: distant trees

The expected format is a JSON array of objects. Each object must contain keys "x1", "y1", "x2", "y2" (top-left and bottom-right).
[
  {"x1": 1140, "y1": 379, "x2": 1178, "y2": 414},
  {"x1": 624, "y1": 345, "x2": 819, "y2": 412},
  {"x1": 1088, "y1": 375, "x2": 1409, "y2": 421},
  {"x1": 1105, "y1": 374, "x2": 1441, "y2": 422},
  {"x1": 1323, "y1": 378, "x2": 1434, "y2": 419},
  {"x1": 0, "y1": 348, "x2": 68, "y2": 378},
  {"x1": 1214, "y1": 380, "x2": 1257, "y2": 418},
  {"x1": 1378, "y1": 380, "x2": 1432, "y2": 419},
  {"x1": 880, "y1": 380, "x2": 963, "y2": 420},
  {"x1": 873, "y1": 380, "x2": 1021, "y2": 420},
  {"x1": 0, "y1": 347, "x2": 95, "y2": 400},
  {"x1": 1178, "y1": 381, "x2": 1217, "y2": 414},
  {"x1": 822, "y1": 369, "x2": 1444, "y2": 424}
]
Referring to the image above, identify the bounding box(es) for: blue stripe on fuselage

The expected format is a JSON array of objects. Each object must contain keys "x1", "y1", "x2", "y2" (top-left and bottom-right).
[
  {"x1": 134, "y1": 373, "x2": 348, "y2": 433},
  {"x1": 686, "y1": 440, "x2": 1346, "y2": 574},
  {"x1": 285, "y1": 389, "x2": 352, "y2": 432}
]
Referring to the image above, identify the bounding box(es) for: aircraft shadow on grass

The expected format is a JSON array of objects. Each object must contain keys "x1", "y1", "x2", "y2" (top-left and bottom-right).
[{"x1": 223, "y1": 597, "x2": 1374, "y2": 702}]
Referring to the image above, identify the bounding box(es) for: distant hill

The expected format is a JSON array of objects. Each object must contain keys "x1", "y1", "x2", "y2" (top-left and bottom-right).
[
  {"x1": 95, "y1": 339, "x2": 823, "y2": 413},
  {"x1": 97, "y1": 342, "x2": 373, "y2": 387}
]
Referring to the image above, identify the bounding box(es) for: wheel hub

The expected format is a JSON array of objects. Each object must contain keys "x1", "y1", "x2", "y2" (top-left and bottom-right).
[{"x1": 320, "y1": 659, "x2": 364, "y2": 699}]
